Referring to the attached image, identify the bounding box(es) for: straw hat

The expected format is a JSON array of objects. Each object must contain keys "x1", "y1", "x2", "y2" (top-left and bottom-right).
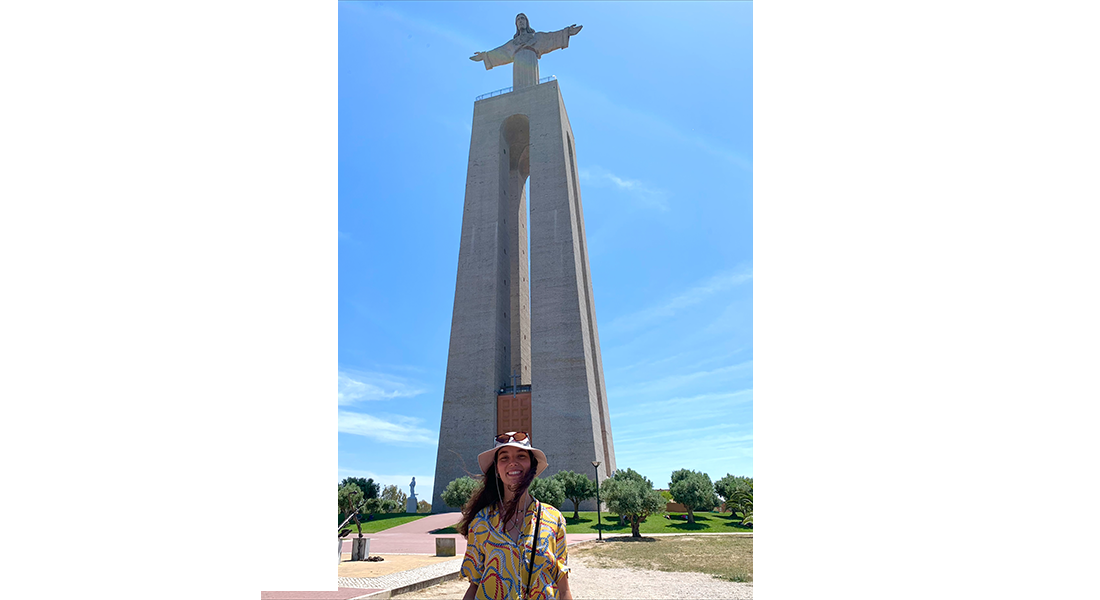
[{"x1": 477, "y1": 432, "x2": 549, "y2": 477}]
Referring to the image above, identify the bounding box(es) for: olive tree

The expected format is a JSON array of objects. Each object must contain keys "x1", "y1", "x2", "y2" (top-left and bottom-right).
[
  {"x1": 551, "y1": 470, "x2": 596, "y2": 519},
  {"x1": 669, "y1": 469, "x2": 718, "y2": 524},
  {"x1": 601, "y1": 468, "x2": 665, "y2": 537}
]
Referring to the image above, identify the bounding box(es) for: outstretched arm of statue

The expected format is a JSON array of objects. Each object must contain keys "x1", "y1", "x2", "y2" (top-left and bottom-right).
[
  {"x1": 532, "y1": 25, "x2": 581, "y2": 57},
  {"x1": 470, "y1": 40, "x2": 516, "y2": 70}
]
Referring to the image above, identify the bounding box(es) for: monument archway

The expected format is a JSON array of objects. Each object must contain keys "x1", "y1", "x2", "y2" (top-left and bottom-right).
[{"x1": 432, "y1": 16, "x2": 614, "y2": 513}]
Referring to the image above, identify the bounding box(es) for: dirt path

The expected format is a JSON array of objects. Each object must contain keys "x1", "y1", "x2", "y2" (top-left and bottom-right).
[
  {"x1": 396, "y1": 555, "x2": 753, "y2": 599},
  {"x1": 338, "y1": 554, "x2": 459, "y2": 579}
]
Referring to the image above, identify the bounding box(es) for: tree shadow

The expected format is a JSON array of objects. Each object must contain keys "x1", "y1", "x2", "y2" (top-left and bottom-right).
[
  {"x1": 668, "y1": 522, "x2": 709, "y2": 531},
  {"x1": 574, "y1": 518, "x2": 628, "y2": 532},
  {"x1": 713, "y1": 513, "x2": 753, "y2": 531},
  {"x1": 566, "y1": 515, "x2": 629, "y2": 532},
  {"x1": 604, "y1": 536, "x2": 657, "y2": 543},
  {"x1": 430, "y1": 525, "x2": 459, "y2": 534}
]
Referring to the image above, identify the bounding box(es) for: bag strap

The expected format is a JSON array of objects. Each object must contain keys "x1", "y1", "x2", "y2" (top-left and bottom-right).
[{"x1": 524, "y1": 502, "x2": 543, "y2": 600}]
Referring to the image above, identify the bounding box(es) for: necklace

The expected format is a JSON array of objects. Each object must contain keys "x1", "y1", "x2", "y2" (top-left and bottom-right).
[
  {"x1": 507, "y1": 507, "x2": 523, "y2": 533},
  {"x1": 502, "y1": 498, "x2": 529, "y2": 540}
]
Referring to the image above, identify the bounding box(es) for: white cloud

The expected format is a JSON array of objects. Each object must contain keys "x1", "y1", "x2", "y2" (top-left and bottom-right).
[
  {"x1": 373, "y1": 5, "x2": 489, "y2": 53},
  {"x1": 579, "y1": 165, "x2": 669, "y2": 211},
  {"x1": 618, "y1": 423, "x2": 752, "y2": 445},
  {"x1": 566, "y1": 81, "x2": 752, "y2": 174},
  {"x1": 610, "y1": 360, "x2": 753, "y2": 401},
  {"x1": 338, "y1": 370, "x2": 425, "y2": 405},
  {"x1": 338, "y1": 410, "x2": 437, "y2": 446},
  {"x1": 613, "y1": 389, "x2": 753, "y2": 420},
  {"x1": 605, "y1": 266, "x2": 753, "y2": 334}
]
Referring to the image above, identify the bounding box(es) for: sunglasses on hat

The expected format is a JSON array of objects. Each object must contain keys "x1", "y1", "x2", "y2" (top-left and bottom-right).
[{"x1": 495, "y1": 431, "x2": 530, "y2": 445}]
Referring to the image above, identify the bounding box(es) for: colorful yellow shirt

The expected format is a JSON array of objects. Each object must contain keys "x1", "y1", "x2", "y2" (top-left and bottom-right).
[{"x1": 460, "y1": 499, "x2": 570, "y2": 600}]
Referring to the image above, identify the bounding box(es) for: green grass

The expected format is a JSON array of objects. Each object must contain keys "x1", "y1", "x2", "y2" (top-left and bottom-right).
[
  {"x1": 338, "y1": 512, "x2": 431, "y2": 534},
  {"x1": 564, "y1": 511, "x2": 753, "y2": 534},
  {"x1": 416, "y1": 511, "x2": 753, "y2": 535},
  {"x1": 571, "y1": 534, "x2": 753, "y2": 582}
]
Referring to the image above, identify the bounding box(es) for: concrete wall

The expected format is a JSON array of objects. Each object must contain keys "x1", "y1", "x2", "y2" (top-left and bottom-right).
[
  {"x1": 432, "y1": 81, "x2": 615, "y2": 512},
  {"x1": 527, "y1": 81, "x2": 615, "y2": 511}
]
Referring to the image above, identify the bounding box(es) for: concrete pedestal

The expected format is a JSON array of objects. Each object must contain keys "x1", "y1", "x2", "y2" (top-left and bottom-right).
[
  {"x1": 351, "y1": 537, "x2": 370, "y2": 561},
  {"x1": 435, "y1": 537, "x2": 456, "y2": 557}
]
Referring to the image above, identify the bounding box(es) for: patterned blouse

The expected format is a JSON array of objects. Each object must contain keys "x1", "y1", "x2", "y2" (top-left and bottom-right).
[{"x1": 461, "y1": 499, "x2": 570, "y2": 600}]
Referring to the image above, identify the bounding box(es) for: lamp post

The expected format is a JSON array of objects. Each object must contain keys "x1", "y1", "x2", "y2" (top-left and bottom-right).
[{"x1": 591, "y1": 460, "x2": 602, "y2": 542}]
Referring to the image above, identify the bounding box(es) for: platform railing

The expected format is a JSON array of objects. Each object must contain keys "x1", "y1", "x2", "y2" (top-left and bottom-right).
[
  {"x1": 475, "y1": 75, "x2": 556, "y2": 101},
  {"x1": 497, "y1": 384, "x2": 532, "y2": 395}
]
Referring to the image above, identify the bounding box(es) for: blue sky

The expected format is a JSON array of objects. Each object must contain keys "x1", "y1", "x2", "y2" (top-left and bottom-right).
[{"x1": 339, "y1": 1, "x2": 752, "y2": 500}]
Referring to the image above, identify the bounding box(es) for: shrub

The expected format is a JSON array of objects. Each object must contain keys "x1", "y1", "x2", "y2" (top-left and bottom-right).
[
  {"x1": 530, "y1": 476, "x2": 566, "y2": 508},
  {"x1": 442, "y1": 476, "x2": 480, "y2": 509}
]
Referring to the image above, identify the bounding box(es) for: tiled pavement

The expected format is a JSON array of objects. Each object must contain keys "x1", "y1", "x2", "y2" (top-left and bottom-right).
[
  {"x1": 337, "y1": 557, "x2": 463, "y2": 592},
  {"x1": 259, "y1": 588, "x2": 385, "y2": 600},
  {"x1": 267, "y1": 513, "x2": 746, "y2": 598}
]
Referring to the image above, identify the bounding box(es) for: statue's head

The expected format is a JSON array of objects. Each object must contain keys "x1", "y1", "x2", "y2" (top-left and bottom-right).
[{"x1": 515, "y1": 13, "x2": 534, "y2": 36}]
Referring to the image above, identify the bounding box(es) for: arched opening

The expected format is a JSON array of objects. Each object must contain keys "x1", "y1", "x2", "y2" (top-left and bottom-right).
[{"x1": 498, "y1": 115, "x2": 532, "y2": 412}]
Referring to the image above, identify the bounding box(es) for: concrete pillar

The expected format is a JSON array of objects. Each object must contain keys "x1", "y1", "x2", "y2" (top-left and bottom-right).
[{"x1": 432, "y1": 80, "x2": 614, "y2": 512}]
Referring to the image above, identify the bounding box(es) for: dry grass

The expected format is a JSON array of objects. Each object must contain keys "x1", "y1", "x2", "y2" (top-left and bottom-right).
[{"x1": 570, "y1": 535, "x2": 753, "y2": 583}]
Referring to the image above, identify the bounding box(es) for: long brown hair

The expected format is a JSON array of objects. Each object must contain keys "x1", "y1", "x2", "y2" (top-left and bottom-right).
[{"x1": 457, "y1": 450, "x2": 538, "y2": 537}]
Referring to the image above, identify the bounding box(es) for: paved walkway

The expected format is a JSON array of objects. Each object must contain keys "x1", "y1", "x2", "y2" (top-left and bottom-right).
[
  {"x1": 340, "y1": 513, "x2": 469, "y2": 556},
  {"x1": 266, "y1": 514, "x2": 748, "y2": 598}
]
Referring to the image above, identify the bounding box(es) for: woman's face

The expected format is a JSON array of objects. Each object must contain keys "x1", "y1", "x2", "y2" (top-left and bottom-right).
[{"x1": 496, "y1": 447, "x2": 531, "y2": 487}]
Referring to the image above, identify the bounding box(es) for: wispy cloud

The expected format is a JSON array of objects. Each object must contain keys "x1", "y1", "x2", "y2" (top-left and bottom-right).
[
  {"x1": 579, "y1": 165, "x2": 669, "y2": 211},
  {"x1": 434, "y1": 114, "x2": 472, "y2": 138},
  {"x1": 605, "y1": 266, "x2": 753, "y2": 334},
  {"x1": 566, "y1": 81, "x2": 752, "y2": 173},
  {"x1": 610, "y1": 424, "x2": 754, "y2": 483},
  {"x1": 372, "y1": 5, "x2": 490, "y2": 52},
  {"x1": 610, "y1": 360, "x2": 753, "y2": 399},
  {"x1": 338, "y1": 369, "x2": 425, "y2": 406},
  {"x1": 617, "y1": 440, "x2": 754, "y2": 482},
  {"x1": 338, "y1": 410, "x2": 437, "y2": 446},
  {"x1": 614, "y1": 389, "x2": 752, "y2": 420},
  {"x1": 618, "y1": 423, "x2": 752, "y2": 445}
]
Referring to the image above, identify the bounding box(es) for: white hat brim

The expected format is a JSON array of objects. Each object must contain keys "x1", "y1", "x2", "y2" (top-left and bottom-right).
[{"x1": 477, "y1": 441, "x2": 548, "y2": 477}]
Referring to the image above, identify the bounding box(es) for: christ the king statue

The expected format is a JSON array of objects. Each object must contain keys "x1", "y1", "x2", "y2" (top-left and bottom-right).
[{"x1": 469, "y1": 13, "x2": 583, "y2": 90}]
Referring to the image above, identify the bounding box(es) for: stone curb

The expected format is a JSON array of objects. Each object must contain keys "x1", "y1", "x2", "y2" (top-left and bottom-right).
[
  {"x1": 356, "y1": 570, "x2": 464, "y2": 599},
  {"x1": 340, "y1": 558, "x2": 463, "y2": 598},
  {"x1": 341, "y1": 532, "x2": 753, "y2": 597}
]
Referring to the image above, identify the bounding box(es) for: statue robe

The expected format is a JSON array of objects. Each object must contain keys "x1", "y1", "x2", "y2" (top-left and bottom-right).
[{"x1": 479, "y1": 28, "x2": 572, "y2": 90}]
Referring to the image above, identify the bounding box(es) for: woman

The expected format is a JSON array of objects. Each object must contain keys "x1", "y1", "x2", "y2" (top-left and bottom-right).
[{"x1": 459, "y1": 432, "x2": 573, "y2": 600}]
